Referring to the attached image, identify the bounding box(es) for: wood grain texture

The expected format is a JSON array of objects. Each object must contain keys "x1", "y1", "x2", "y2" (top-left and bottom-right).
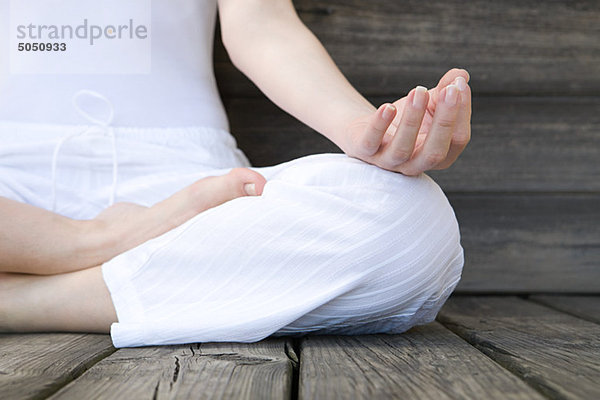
[
  {"x1": 450, "y1": 194, "x2": 600, "y2": 293},
  {"x1": 214, "y1": 0, "x2": 600, "y2": 97},
  {"x1": 225, "y1": 96, "x2": 600, "y2": 192},
  {"x1": 299, "y1": 323, "x2": 544, "y2": 399},
  {"x1": 0, "y1": 333, "x2": 114, "y2": 400},
  {"x1": 49, "y1": 339, "x2": 295, "y2": 400},
  {"x1": 427, "y1": 97, "x2": 600, "y2": 192},
  {"x1": 224, "y1": 96, "x2": 340, "y2": 168},
  {"x1": 438, "y1": 296, "x2": 600, "y2": 400},
  {"x1": 529, "y1": 296, "x2": 600, "y2": 324}
]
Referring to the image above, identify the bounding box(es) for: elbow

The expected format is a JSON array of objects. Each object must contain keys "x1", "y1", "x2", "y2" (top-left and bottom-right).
[
  {"x1": 218, "y1": 0, "x2": 299, "y2": 69},
  {"x1": 220, "y1": 24, "x2": 244, "y2": 69},
  {"x1": 218, "y1": 2, "x2": 263, "y2": 68},
  {"x1": 219, "y1": 13, "x2": 253, "y2": 70},
  {"x1": 218, "y1": 8, "x2": 236, "y2": 57}
]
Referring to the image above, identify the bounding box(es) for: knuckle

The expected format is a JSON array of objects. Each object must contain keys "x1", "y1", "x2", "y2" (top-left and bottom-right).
[
  {"x1": 452, "y1": 134, "x2": 470, "y2": 147},
  {"x1": 353, "y1": 134, "x2": 379, "y2": 156},
  {"x1": 423, "y1": 151, "x2": 446, "y2": 167},
  {"x1": 434, "y1": 159, "x2": 452, "y2": 170},
  {"x1": 391, "y1": 148, "x2": 411, "y2": 163},
  {"x1": 437, "y1": 118, "x2": 455, "y2": 130},
  {"x1": 378, "y1": 157, "x2": 399, "y2": 172},
  {"x1": 402, "y1": 117, "x2": 421, "y2": 130},
  {"x1": 359, "y1": 137, "x2": 381, "y2": 154}
]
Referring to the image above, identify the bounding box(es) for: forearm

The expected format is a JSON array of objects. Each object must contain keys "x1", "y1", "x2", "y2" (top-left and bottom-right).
[
  {"x1": 219, "y1": 0, "x2": 375, "y2": 147},
  {"x1": 0, "y1": 197, "x2": 109, "y2": 274}
]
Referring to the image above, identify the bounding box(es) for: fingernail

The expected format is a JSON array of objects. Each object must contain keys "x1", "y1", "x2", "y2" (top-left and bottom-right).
[
  {"x1": 454, "y1": 76, "x2": 467, "y2": 91},
  {"x1": 412, "y1": 86, "x2": 427, "y2": 108},
  {"x1": 445, "y1": 85, "x2": 458, "y2": 105},
  {"x1": 244, "y1": 183, "x2": 257, "y2": 196},
  {"x1": 382, "y1": 104, "x2": 396, "y2": 120}
]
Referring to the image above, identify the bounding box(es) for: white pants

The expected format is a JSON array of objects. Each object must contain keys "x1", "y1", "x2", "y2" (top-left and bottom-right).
[{"x1": 0, "y1": 121, "x2": 463, "y2": 347}]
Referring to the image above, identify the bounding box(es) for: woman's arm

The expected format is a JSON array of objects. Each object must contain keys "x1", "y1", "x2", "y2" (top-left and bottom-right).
[
  {"x1": 0, "y1": 197, "x2": 108, "y2": 274},
  {"x1": 218, "y1": 0, "x2": 471, "y2": 175},
  {"x1": 0, "y1": 169, "x2": 265, "y2": 275}
]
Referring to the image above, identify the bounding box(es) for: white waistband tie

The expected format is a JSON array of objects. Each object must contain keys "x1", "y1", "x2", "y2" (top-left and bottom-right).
[{"x1": 51, "y1": 90, "x2": 118, "y2": 212}]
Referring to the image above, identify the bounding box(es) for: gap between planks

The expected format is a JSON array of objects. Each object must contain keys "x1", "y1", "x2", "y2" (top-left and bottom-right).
[{"x1": 437, "y1": 296, "x2": 600, "y2": 400}]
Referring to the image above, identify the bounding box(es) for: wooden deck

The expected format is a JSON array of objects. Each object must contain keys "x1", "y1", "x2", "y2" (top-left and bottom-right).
[
  {"x1": 2, "y1": 0, "x2": 599, "y2": 399},
  {"x1": 1, "y1": 296, "x2": 599, "y2": 399}
]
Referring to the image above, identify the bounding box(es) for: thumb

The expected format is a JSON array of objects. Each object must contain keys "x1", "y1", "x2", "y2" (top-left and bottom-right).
[{"x1": 427, "y1": 68, "x2": 470, "y2": 109}]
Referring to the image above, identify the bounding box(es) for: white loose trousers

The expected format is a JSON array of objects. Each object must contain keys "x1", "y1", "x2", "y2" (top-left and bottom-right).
[{"x1": 0, "y1": 121, "x2": 463, "y2": 347}]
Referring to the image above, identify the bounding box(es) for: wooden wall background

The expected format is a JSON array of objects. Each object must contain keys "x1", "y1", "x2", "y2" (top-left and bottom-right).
[{"x1": 213, "y1": 0, "x2": 600, "y2": 293}]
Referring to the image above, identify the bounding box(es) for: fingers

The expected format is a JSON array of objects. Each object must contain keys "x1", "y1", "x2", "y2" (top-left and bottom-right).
[
  {"x1": 434, "y1": 76, "x2": 472, "y2": 170},
  {"x1": 354, "y1": 103, "x2": 397, "y2": 157},
  {"x1": 437, "y1": 68, "x2": 470, "y2": 88},
  {"x1": 385, "y1": 86, "x2": 429, "y2": 166},
  {"x1": 427, "y1": 68, "x2": 470, "y2": 112},
  {"x1": 399, "y1": 82, "x2": 461, "y2": 175},
  {"x1": 351, "y1": 68, "x2": 471, "y2": 174}
]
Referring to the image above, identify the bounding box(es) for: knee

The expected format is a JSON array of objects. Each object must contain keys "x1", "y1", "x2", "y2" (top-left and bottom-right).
[
  {"x1": 365, "y1": 164, "x2": 463, "y2": 298},
  {"x1": 277, "y1": 152, "x2": 463, "y2": 272},
  {"x1": 348, "y1": 166, "x2": 463, "y2": 332},
  {"x1": 266, "y1": 153, "x2": 463, "y2": 279},
  {"x1": 268, "y1": 153, "x2": 446, "y2": 202},
  {"x1": 279, "y1": 166, "x2": 464, "y2": 334},
  {"x1": 298, "y1": 155, "x2": 464, "y2": 330}
]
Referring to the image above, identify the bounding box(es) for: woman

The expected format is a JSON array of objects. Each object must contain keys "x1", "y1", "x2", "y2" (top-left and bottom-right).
[{"x1": 0, "y1": 0, "x2": 470, "y2": 347}]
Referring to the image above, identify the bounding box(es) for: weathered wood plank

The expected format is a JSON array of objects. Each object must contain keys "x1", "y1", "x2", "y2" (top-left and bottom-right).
[
  {"x1": 49, "y1": 339, "x2": 295, "y2": 400},
  {"x1": 215, "y1": 0, "x2": 600, "y2": 97},
  {"x1": 427, "y1": 97, "x2": 600, "y2": 192},
  {"x1": 529, "y1": 296, "x2": 600, "y2": 324},
  {"x1": 438, "y1": 296, "x2": 600, "y2": 400},
  {"x1": 299, "y1": 323, "x2": 544, "y2": 399},
  {"x1": 226, "y1": 96, "x2": 600, "y2": 192},
  {"x1": 224, "y1": 95, "x2": 339, "y2": 168},
  {"x1": 0, "y1": 333, "x2": 114, "y2": 400},
  {"x1": 451, "y1": 194, "x2": 600, "y2": 293}
]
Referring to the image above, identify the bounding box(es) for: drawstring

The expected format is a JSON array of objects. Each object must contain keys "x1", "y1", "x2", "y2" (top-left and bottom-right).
[{"x1": 51, "y1": 90, "x2": 118, "y2": 212}]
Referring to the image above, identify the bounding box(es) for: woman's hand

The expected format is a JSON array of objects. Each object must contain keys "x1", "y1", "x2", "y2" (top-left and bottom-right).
[
  {"x1": 219, "y1": 2, "x2": 470, "y2": 173},
  {"x1": 341, "y1": 69, "x2": 472, "y2": 176}
]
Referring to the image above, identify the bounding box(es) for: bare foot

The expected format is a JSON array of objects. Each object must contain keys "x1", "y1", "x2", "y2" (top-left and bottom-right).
[{"x1": 90, "y1": 168, "x2": 266, "y2": 263}]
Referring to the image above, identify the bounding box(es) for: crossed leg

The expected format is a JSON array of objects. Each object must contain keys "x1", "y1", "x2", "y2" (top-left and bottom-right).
[
  {"x1": 0, "y1": 167, "x2": 266, "y2": 333},
  {"x1": 0, "y1": 267, "x2": 115, "y2": 333},
  {"x1": 0, "y1": 168, "x2": 266, "y2": 275},
  {"x1": 0, "y1": 154, "x2": 463, "y2": 343}
]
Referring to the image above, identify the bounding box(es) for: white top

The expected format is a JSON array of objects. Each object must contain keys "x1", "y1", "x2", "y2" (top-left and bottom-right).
[{"x1": 0, "y1": 0, "x2": 229, "y2": 130}]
